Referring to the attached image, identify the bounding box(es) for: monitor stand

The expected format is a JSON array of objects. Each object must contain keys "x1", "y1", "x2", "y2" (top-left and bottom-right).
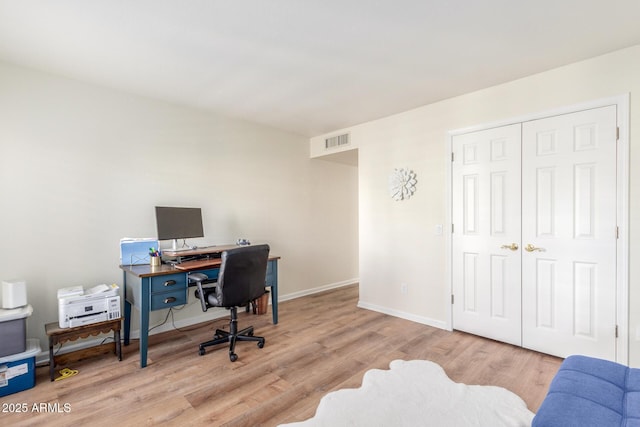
[{"x1": 170, "y1": 239, "x2": 190, "y2": 252}]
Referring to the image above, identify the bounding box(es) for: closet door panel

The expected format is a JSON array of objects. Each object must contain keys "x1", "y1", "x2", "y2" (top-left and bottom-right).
[
  {"x1": 452, "y1": 124, "x2": 522, "y2": 346},
  {"x1": 521, "y1": 106, "x2": 617, "y2": 360}
]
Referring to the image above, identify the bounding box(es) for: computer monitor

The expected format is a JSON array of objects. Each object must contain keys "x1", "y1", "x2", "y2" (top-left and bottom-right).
[{"x1": 155, "y1": 206, "x2": 204, "y2": 251}]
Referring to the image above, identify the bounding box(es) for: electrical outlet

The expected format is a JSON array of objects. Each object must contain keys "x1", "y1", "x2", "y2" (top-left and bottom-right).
[
  {"x1": 435, "y1": 224, "x2": 443, "y2": 235},
  {"x1": 401, "y1": 283, "x2": 408, "y2": 295}
]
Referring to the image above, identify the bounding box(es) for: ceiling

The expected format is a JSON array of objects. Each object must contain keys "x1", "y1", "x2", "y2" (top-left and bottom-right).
[{"x1": 1, "y1": 1, "x2": 640, "y2": 138}]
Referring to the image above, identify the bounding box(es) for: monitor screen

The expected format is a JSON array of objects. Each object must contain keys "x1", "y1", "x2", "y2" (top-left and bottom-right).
[{"x1": 155, "y1": 206, "x2": 204, "y2": 241}]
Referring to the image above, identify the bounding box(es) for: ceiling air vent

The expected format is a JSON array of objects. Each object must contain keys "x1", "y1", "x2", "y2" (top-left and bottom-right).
[{"x1": 325, "y1": 133, "x2": 350, "y2": 149}]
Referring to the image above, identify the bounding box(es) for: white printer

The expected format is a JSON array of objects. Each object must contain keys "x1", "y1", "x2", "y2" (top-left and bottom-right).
[{"x1": 57, "y1": 284, "x2": 121, "y2": 328}]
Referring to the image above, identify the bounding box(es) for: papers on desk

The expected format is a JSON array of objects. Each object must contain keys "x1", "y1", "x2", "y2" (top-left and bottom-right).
[{"x1": 120, "y1": 238, "x2": 159, "y2": 265}]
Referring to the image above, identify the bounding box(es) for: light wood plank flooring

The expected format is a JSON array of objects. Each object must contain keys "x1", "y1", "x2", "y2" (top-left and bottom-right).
[{"x1": 0, "y1": 284, "x2": 562, "y2": 426}]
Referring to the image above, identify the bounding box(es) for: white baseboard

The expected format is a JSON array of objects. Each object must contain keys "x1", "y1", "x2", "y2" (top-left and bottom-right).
[
  {"x1": 278, "y1": 278, "x2": 359, "y2": 302},
  {"x1": 357, "y1": 300, "x2": 447, "y2": 330}
]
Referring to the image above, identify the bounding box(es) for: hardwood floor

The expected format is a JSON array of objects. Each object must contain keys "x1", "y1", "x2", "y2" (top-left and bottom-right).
[{"x1": 0, "y1": 284, "x2": 562, "y2": 426}]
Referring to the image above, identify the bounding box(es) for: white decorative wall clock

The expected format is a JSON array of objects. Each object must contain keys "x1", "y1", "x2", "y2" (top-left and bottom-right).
[{"x1": 388, "y1": 168, "x2": 417, "y2": 201}]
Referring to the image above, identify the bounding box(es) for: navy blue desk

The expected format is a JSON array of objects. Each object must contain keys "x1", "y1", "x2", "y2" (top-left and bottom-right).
[{"x1": 120, "y1": 250, "x2": 279, "y2": 368}]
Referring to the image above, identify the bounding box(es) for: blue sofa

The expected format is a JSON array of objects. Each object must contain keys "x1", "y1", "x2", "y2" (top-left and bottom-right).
[{"x1": 533, "y1": 355, "x2": 640, "y2": 427}]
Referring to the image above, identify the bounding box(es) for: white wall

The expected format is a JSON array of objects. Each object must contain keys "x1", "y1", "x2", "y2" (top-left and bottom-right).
[
  {"x1": 0, "y1": 62, "x2": 358, "y2": 350},
  {"x1": 311, "y1": 44, "x2": 640, "y2": 366}
]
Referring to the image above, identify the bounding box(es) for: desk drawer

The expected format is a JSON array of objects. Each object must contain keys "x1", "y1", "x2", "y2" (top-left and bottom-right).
[
  {"x1": 150, "y1": 273, "x2": 186, "y2": 293},
  {"x1": 151, "y1": 289, "x2": 187, "y2": 310}
]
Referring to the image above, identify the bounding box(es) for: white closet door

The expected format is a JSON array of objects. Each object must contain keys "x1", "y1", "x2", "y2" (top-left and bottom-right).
[
  {"x1": 521, "y1": 106, "x2": 618, "y2": 359},
  {"x1": 452, "y1": 124, "x2": 522, "y2": 346}
]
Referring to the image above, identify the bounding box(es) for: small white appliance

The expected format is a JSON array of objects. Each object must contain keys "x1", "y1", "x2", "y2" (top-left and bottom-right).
[
  {"x1": 57, "y1": 284, "x2": 121, "y2": 328},
  {"x1": 2, "y1": 279, "x2": 27, "y2": 309}
]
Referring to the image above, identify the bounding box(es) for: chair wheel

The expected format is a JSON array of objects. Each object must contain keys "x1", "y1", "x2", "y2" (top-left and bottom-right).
[
  {"x1": 230, "y1": 353, "x2": 238, "y2": 362},
  {"x1": 258, "y1": 339, "x2": 265, "y2": 348},
  {"x1": 199, "y1": 347, "x2": 206, "y2": 356}
]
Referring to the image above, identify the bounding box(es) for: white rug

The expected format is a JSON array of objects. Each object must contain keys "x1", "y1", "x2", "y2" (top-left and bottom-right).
[{"x1": 279, "y1": 359, "x2": 534, "y2": 427}]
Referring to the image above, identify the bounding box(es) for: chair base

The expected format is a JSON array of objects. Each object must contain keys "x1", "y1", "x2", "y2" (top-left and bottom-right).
[{"x1": 198, "y1": 307, "x2": 265, "y2": 362}]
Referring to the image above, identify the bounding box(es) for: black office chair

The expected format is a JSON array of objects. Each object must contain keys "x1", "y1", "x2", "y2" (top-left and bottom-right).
[{"x1": 192, "y1": 244, "x2": 269, "y2": 362}]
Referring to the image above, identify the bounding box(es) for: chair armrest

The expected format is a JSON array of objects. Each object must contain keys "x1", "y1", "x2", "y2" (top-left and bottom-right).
[
  {"x1": 189, "y1": 273, "x2": 211, "y2": 312},
  {"x1": 195, "y1": 281, "x2": 210, "y2": 312}
]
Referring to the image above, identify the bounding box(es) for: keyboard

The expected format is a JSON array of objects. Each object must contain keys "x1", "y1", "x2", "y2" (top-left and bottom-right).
[{"x1": 175, "y1": 258, "x2": 221, "y2": 270}]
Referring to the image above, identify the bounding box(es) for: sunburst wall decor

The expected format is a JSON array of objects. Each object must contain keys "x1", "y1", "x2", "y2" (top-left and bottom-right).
[{"x1": 388, "y1": 168, "x2": 417, "y2": 201}]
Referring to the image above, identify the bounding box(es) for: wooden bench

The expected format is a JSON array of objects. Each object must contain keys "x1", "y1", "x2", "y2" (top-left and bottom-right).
[{"x1": 45, "y1": 319, "x2": 122, "y2": 381}]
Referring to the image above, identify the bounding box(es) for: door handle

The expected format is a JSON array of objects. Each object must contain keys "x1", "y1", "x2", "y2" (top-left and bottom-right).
[
  {"x1": 524, "y1": 243, "x2": 544, "y2": 252},
  {"x1": 500, "y1": 243, "x2": 519, "y2": 251}
]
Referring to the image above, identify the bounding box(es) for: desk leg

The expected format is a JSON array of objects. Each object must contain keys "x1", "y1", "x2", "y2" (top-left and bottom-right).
[
  {"x1": 271, "y1": 288, "x2": 278, "y2": 324},
  {"x1": 124, "y1": 300, "x2": 131, "y2": 345},
  {"x1": 271, "y1": 261, "x2": 278, "y2": 324},
  {"x1": 123, "y1": 270, "x2": 131, "y2": 346},
  {"x1": 139, "y1": 277, "x2": 150, "y2": 368}
]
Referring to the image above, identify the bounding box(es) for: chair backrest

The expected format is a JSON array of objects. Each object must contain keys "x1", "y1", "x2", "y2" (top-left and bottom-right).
[{"x1": 215, "y1": 244, "x2": 270, "y2": 307}]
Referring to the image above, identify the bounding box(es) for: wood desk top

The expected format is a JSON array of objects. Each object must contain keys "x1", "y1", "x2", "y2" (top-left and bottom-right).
[
  {"x1": 120, "y1": 263, "x2": 183, "y2": 278},
  {"x1": 120, "y1": 251, "x2": 280, "y2": 278}
]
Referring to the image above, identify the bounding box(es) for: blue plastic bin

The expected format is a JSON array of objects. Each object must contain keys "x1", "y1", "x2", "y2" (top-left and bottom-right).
[{"x1": 0, "y1": 338, "x2": 40, "y2": 397}]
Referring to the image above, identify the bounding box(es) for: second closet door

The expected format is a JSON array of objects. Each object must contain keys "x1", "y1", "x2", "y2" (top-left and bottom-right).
[{"x1": 521, "y1": 106, "x2": 618, "y2": 360}]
